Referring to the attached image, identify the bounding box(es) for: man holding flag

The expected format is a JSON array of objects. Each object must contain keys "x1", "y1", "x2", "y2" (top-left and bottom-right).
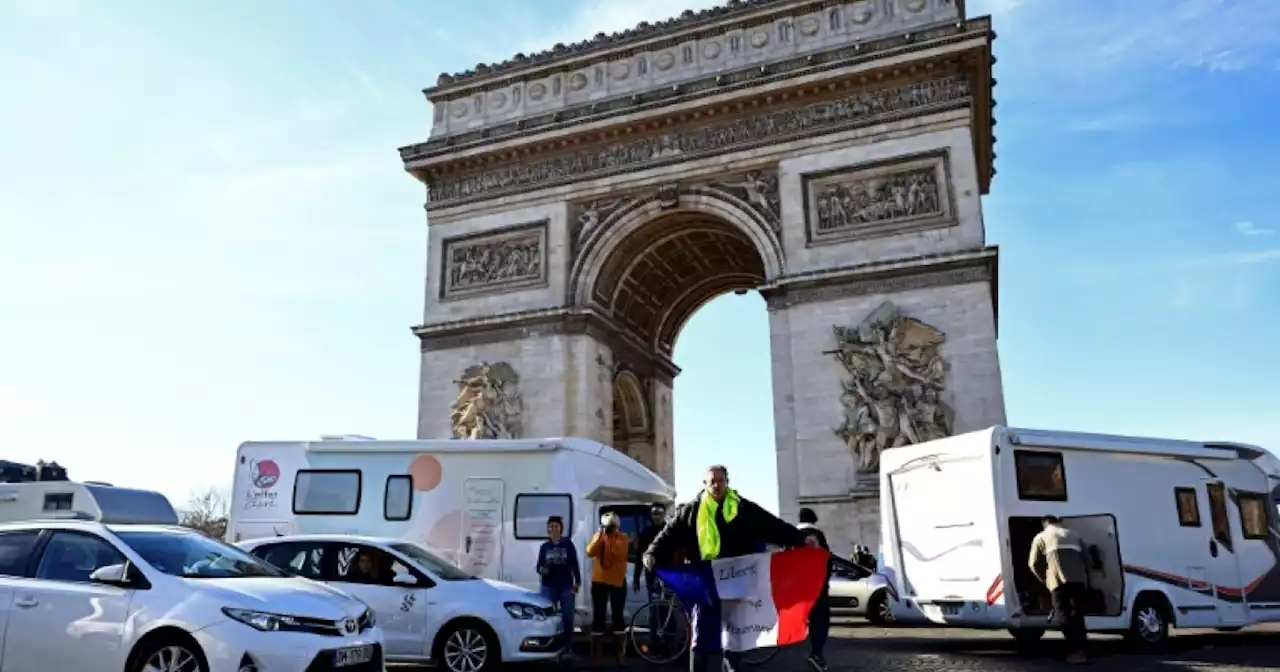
[{"x1": 642, "y1": 465, "x2": 826, "y2": 672}]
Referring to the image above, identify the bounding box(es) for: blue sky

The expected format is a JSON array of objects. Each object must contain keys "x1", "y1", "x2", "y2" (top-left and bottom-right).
[{"x1": 1, "y1": 0, "x2": 1278, "y2": 512}]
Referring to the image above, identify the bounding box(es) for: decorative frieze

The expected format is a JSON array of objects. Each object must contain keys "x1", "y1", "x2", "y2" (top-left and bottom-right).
[
  {"x1": 440, "y1": 221, "x2": 548, "y2": 300},
  {"x1": 803, "y1": 151, "x2": 954, "y2": 245},
  {"x1": 426, "y1": 75, "x2": 970, "y2": 206}
]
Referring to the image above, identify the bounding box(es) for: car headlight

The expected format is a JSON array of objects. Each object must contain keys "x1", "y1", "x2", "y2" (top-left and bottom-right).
[
  {"x1": 222, "y1": 607, "x2": 301, "y2": 632},
  {"x1": 504, "y1": 602, "x2": 548, "y2": 620},
  {"x1": 359, "y1": 607, "x2": 376, "y2": 629}
]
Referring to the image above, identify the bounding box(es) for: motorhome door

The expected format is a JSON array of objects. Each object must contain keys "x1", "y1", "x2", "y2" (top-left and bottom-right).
[
  {"x1": 460, "y1": 478, "x2": 505, "y2": 580},
  {"x1": 1202, "y1": 479, "x2": 1248, "y2": 624}
]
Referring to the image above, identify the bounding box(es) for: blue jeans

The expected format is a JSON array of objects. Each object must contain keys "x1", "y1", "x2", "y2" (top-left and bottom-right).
[{"x1": 540, "y1": 585, "x2": 575, "y2": 649}]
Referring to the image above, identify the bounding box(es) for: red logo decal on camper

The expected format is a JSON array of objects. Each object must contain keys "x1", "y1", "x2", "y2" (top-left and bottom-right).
[{"x1": 250, "y1": 459, "x2": 280, "y2": 489}]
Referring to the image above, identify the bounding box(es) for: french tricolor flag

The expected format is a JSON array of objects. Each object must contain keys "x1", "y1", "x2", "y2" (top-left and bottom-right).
[{"x1": 655, "y1": 547, "x2": 829, "y2": 652}]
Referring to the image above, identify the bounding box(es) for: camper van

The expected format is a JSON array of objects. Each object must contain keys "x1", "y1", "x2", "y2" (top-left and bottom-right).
[
  {"x1": 880, "y1": 426, "x2": 1280, "y2": 647},
  {"x1": 0, "y1": 480, "x2": 179, "y2": 525},
  {"x1": 227, "y1": 436, "x2": 676, "y2": 628}
]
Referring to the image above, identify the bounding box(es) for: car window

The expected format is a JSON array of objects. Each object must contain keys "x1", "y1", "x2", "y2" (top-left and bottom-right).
[
  {"x1": 253, "y1": 542, "x2": 326, "y2": 580},
  {"x1": 114, "y1": 529, "x2": 284, "y2": 578},
  {"x1": 390, "y1": 542, "x2": 476, "y2": 581},
  {"x1": 330, "y1": 544, "x2": 414, "y2": 586},
  {"x1": 830, "y1": 557, "x2": 871, "y2": 581},
  {"x1": 0, "y1": 531, "x2": 41, "y2": 578},
  {"x1": 36, "y1": 532, "x2": 126, "y2": 583}
]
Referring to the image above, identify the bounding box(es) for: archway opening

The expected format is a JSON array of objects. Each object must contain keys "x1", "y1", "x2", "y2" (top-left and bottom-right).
[{"x1": 592, "y1": 210, "x2": 774, "y2": 502}]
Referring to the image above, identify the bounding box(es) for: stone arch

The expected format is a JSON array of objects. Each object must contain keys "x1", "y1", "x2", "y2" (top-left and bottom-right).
[
  {"x1": 569, "y1": 185, "x2": 783, "y2": 355},
  {"x1": 612, "y1": 369, "x2": 650, "y2": 445}
]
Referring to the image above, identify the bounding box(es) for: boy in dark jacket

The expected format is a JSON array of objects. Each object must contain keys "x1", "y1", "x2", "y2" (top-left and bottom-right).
[
  {"x1": 797, "y1": 508, "x2": 831, "y2": 672},
  {"x1": 643, "y1": 465, "x2": 815, "y2": 672}
]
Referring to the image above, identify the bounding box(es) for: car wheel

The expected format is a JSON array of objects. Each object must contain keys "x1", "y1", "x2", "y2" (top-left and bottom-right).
[
  {"x1": 437, "y1": 620, "x2": 500, "y2": 672},
  {"x1": 866, "y1": 591, "x2": 893, "y2": 625},
  {"x1": 129, "y1": 633, "x2": 209, "y2": 672},
  {"x1": 1126, "y1": 593, "x2": 1171, "y2": 650}
]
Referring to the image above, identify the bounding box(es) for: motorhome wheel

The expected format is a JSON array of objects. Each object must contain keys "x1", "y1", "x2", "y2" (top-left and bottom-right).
[{"x1": 1126, "y1": 594, "x2": 1171, "y2": 649}]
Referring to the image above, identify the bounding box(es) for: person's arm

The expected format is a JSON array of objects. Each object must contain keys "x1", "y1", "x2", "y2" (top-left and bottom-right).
[
  {"x1": 632, "y1": 529, "x2": 647, "y2": 587},
  {"x1": 646, "y1": 510, "x2": 689, "y2": 564},
  {"x1": 744, "y1": 500, "x2": 808, "y2": 548},
  {"x1": 569, "y1": 542, "x2": 582, "y2": 588},
  {"x1": 586, "y1": 530, "x2": 604, "y2": 558},
  {"x1": 535, "y1": 543, "x2": 547, "y2": 574},
  {"x1": 1028, "y1": 535, "x2": 1047, "y2": 584}
]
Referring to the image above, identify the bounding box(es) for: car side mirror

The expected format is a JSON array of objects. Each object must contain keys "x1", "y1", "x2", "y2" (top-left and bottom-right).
[
  {"x1": 89, "y1": 563, "x2": 131, "y2": 587},
  {"x1": 393, "y1": 573, "x2": 418, "y2": 586}
]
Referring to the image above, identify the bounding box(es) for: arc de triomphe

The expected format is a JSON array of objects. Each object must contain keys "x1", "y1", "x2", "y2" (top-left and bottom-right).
[{"x1": 400, "y1": 0, "x2": 1005, "y2": 551}]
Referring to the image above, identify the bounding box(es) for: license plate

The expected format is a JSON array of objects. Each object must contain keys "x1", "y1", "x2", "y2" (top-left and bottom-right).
[
  {"x1": 333, "y1": 645, "x2": 374, "y2": 667},
  {"x1": 939, "y1": 604, "x2": 962, "y2": 616}
]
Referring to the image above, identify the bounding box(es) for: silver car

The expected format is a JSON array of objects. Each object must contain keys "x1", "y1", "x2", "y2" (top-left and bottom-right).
[{"x1": 828, "y1": 556, "x2": 894, "y2": 624}]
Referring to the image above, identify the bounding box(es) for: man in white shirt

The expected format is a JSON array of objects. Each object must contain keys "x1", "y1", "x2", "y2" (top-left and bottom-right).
[{"x1": 1029, "y1": 515, "x2": 1090, "y2": 664}]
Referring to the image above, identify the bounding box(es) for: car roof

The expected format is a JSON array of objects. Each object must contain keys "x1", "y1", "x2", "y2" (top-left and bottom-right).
[
  {"x1": 0, "y1": 520, "x2": 196, "y2": 535},
  {"x1": 238, "y1": 534, "x2": 404, "y2": 546}
]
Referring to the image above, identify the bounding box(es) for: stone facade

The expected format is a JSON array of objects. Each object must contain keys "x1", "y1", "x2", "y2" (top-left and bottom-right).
[{"x1": 403, "y1": 0, "x2": 1002, "y2": 555}]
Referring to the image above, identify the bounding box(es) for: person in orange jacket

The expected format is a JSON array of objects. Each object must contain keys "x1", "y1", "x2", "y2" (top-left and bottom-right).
[{"x1": 586, "y1": 511, "x2": 631, "y2": 665}]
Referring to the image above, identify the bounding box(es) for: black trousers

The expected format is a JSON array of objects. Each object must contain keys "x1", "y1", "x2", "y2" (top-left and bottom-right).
[
  {"x1": 591, "y1": 581, "x2": 626, "y2": 634},
  {"x1": 1051, "y1": 583, "x2": 1088, "y2": 652}
]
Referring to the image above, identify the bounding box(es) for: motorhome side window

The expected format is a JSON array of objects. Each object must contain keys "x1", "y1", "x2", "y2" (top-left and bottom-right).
[
  {"x1": 1237, "y1": 493, "x2": 1270, "y2": 540},
  {"x1": 293, "y1": 469, "x2": 362, "y2": 515},
  {"x1": 1013, "y1": 450, "x2": 1067, "y2": 501},
  {"x1": 514, "y1": 494, "x2": 573, "y2": 539},
  {"x1": 43, "y1": 492, "x2": 74, "y2": 511},
  {"x1": 1173, "y1": 487, "x2": 1201, "y2": 527},
  {"x1": 1205, "y1": 481, "x2": 1233, "y2": 553},
  {"x1": 384, "y1": 475, "x2": 413, "y2": 521}
]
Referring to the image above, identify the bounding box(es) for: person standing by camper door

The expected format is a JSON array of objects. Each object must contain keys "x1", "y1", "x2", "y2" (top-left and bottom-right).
[
  {"x1": 1029, "y1": 515, "x2": 1091, "y2": 664},
  {"x1": 536, "y1": 516, "x2": 580, "y2": 654},
  {"x1": 633, "y1": 503, "x2": 670, "y2": 654},
  {"x1": 797, "y1": 508, "x2": 832, "y2": 672},
  {"x1": 642, "y1": 465, "x2": 816, "y2": 672},
  {"x1": 586, "y1": 512, "x2": 630, "y2": 666}
]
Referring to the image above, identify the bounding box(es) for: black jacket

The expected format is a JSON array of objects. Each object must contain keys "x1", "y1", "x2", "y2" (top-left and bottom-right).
[
  {"x1": 645, "y1": 491, "x2": 807, "y2": 563},
  {"x1": 798, "y1": 523, "x2": 832, "y2": 598},
  {"x1": 633, "y1": 522, "x2": 665, "y2": 585}
]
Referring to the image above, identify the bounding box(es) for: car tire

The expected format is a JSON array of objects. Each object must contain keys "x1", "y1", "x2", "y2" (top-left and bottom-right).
[
  {"x1": 127, "y1": 631, "x2": 210, "y2": 672},
  {"x1": 866, "y1": 591, "x2": 893, "y2": 625},
  {"x1": 436, "y1": 620, "x2": 501, "y2": 672},
  {"x1": 1126, "y1": 593, "x2": 1172, "y2": 651}
]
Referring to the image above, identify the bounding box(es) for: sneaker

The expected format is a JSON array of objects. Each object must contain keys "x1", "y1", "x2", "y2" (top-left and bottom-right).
[
  {"x1": 807, "y1": 654, "x2": 828, "y2": 671},
  {"x1": 1065, "y1": 651, "x2": 1089, "y2": 664}
]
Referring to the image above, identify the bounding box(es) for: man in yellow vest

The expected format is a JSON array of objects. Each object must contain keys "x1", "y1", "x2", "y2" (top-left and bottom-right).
[{"x1": 643, "y1": 465, "x2": 816, "y2": 672}]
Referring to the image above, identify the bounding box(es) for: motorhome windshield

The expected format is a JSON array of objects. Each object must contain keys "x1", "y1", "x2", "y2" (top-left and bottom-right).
[
  {"x1": 390, "y1": 542, "x2": 475, "y2": 581},
  {"x1": 115, "y1": 530, "x2": 286, "y2": 579}
]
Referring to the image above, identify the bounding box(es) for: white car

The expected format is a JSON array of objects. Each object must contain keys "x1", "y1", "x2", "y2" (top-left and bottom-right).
[
  {"x1": 0, "y1": 520, "x2": 384, "y2": 672},
  {"x1": 238, "y1": 534, "x2": 561, "y2": 672},
  {"x1": 828, "y1": 556, "x2": 895, "y2": 624}
]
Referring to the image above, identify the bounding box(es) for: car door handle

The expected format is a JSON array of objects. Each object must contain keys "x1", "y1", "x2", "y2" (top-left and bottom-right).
[{"x1": 14, "y1": 597, "x2": 38, "y2": 608}]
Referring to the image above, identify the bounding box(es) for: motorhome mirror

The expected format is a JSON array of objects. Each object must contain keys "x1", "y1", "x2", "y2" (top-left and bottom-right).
[
  {"x1": 89, "y1": 563, "x2": 130, "y2": 586},
  {"x1": 392, "y1": 573, "x2": 417, "y2": 586}
]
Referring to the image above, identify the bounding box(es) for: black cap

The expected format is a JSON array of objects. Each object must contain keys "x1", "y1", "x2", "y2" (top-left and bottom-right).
[{"x1": 798, "y1": 507, "x2": 818, "y2": 524}]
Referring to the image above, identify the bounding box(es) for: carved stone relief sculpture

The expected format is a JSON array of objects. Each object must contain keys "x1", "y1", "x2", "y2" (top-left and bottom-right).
[
  {"x1": 805, "y1": 152, "x2": 953, "y2": 245},
  {"x1": 829, "y1": 301, "x2": 953, "y2": 483},
  {"x1": 441, "y1": 221, "x2": 547, "y2": 299},
  {"x1": 450, "y1": 362, "x2": 523, "y2": 440},
  {"x1": 710, "y1": 170, "x2": 781, "y2": 234}
]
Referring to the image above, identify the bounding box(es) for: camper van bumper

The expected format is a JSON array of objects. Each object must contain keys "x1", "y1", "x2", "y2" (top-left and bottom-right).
[
  {"x1": 890, "y1": 598, "x2": 1010, "y2": 628},
  {"x1": 193, "y1": 620, "x2": 386, "y2": 672}
]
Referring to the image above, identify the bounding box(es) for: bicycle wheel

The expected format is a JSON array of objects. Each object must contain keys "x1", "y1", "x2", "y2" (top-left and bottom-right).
[
  {"x1": 739, "y1": 645, "x2": 781, "y2": 667},
  {"x1": 628, "y1": 599, "x2": 691, "y2": 665}
]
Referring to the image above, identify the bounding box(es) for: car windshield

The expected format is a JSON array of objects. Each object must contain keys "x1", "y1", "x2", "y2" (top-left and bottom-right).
[
  {"x1": 831, "y1": 556, "x2": 873, "y2": 580},
  {"x1": 114, "y1": 529, "x2": 286, "y2": 579},
  {"x1": 389, "y1": 542, "x2": 475, "y2": 581}
]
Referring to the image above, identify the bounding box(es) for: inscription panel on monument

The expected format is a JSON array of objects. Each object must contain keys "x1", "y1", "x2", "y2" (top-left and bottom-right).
[
  {"x1": 439, "y1": 220, "x2": 548, "y2": 300},
  {"x1": 802, "y1": 151, "x2": 954, "y2": 245}
]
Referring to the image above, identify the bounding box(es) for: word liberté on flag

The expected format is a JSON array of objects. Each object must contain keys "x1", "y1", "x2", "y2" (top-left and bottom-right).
[{"x1": 656, "y1": 547, "x2": 829, "y2": 652}]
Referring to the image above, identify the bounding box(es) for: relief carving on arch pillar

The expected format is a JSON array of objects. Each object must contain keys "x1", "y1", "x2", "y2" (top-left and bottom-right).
[
  {"x1": 803, "y1": 151, "x2": 954, "y2": 245},
  {"x1": 707, "y1": 169, "x2": 781, "y2": 235},
  {"x1": 829, "y1": 301, "x2": 954, "y2": 484},
  {"x1": 440, "y1": 221, "x2": 547, "y2": 299},
  {"x1": 450, "y1": 362, "x2": 523, "y2": 440}
]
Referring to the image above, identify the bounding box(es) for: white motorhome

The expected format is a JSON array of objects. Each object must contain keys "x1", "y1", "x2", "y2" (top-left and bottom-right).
[
  {"x1": 880, "y1": 426, "x2": 1280, "y2": 647},
  {"x1": 0, "y1": 480, "x2": 179, "y2": 525},
  {"x1": 227, "y1": 436, "x2": 676, "y2": 629}
]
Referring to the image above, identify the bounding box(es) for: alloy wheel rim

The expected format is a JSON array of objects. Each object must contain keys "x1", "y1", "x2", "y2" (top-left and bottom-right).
[
  {"x1": 1138, "y1": 607, "x2": 1164, "y2": 640},
  {"x1": 444, "y1": 628, "x2": 488, "y2": 672},
  {"x1": 143, "y1": 646, "x2": 200, "y2": 672}
]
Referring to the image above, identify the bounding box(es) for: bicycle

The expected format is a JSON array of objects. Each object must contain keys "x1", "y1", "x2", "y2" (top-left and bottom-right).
[{"x1": 628, "y1": 584, "x2": 781, "y2": 667}]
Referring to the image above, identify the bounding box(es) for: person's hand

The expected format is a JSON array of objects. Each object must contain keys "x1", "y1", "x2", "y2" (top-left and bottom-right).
[
  {"x1": 572, "y1": 583, "x2": 580, "y2": 595},
  {"x1": 642, "y1": 553, "x2": 656, "y2": 571},
  {"x1": 538, "y1": 565, "x2": 549, "y2": 575},
  {"x1": 632, "y1": 579, "x2": 640, "y2": 593},
  {"x1": 804, "y1": 536, "x2": 820, "y2": 548}
]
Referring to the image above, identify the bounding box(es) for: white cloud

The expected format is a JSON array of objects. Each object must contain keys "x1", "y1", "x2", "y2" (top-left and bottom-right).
[{"x1": 1235, "y1": 221, "x2": 1274, "y2": 236}]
